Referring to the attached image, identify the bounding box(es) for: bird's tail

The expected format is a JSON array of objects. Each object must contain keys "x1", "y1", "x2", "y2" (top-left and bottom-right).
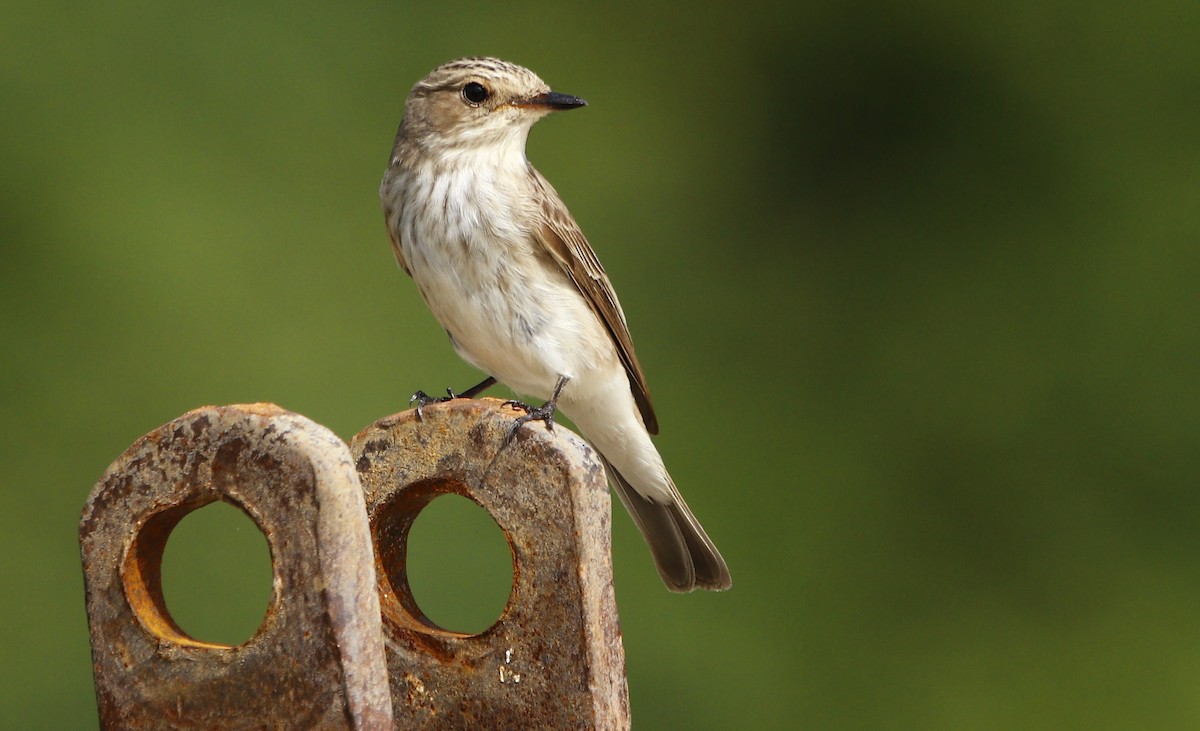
[{"x1": 600, "y1": 456, "x2": 731, "y2": 592}]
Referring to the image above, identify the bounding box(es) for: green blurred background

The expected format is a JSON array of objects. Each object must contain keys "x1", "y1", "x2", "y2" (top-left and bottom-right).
[{"x1": 3, "y1": 1, "x2": 1198, "y2": 728}]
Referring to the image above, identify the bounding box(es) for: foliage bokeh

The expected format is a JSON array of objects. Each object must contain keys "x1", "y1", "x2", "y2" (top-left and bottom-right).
[{"x1": 2, "y1": 1, "x2": 1198, "y2": 728}]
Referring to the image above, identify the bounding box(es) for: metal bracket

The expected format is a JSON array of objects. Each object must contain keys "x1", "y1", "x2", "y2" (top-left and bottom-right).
[
  {"x1": 80, "y1": 399, "x2": 630, "y2": 730},
  {"x1": 353, "y1": 397, "x2": 628, "y2": 729},
  {"x1": 79, "y1": 403, "x2": 392, "y2": 729}
]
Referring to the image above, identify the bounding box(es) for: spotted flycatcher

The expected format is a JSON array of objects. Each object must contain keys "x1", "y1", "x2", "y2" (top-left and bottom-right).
[{"x1": 380, "y1": 57, "x2": 730, "y2": 592}]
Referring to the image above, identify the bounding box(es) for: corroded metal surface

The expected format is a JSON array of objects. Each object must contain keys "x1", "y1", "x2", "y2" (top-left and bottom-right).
[
  {"x1": 81, "y1": 399, "x2": 630, "y2": 729},
  {"x1": 80, "y1": 403, "x2": 393, "y2": 730},
  {"x1": 352, "y1": 397, "x2": 630, "y2": 730}
]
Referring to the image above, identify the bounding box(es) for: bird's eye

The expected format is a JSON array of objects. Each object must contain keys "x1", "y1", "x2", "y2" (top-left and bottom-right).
[{"x1": 462, "y1": 82, "x2": 489, "y2": 105}]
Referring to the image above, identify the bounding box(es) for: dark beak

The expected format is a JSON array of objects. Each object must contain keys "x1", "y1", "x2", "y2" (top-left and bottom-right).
[{"x1": 514, "y1": 91, "x2": 588, "y2": 110}]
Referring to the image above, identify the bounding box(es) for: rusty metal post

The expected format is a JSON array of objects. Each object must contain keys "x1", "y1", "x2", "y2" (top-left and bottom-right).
[
  {"x1": 80, "y1": 404, "x2": 393, "y2": 730},
  {"x1": 351, "y1": 397, "x2": 630, "y2": 730},
  {"x1": 81, "y1": 399, "x2": 630, "y2": 729}
]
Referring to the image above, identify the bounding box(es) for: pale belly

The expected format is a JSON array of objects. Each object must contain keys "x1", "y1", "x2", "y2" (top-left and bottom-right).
[{"x1": 404, "y1": 226, "x2": 614, "y2": 403}]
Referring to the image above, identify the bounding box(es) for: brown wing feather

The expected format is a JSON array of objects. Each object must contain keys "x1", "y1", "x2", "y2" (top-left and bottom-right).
[
  {"x1": 382, "y1": 197, "x2": 413, "y2": 276},
  {"x1": 531, "y1": 171, "x2": 659, "y2": 434}
]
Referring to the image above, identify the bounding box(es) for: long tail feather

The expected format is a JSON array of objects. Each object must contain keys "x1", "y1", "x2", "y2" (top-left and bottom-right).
[{"x1": 601, "y1": 456, "x2": 731, "y2": 592}]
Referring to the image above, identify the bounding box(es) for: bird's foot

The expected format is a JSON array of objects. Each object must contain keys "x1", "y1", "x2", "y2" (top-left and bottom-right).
[
  {"x1": 502, "y1": 375, "x2": 570, "y2": 446},
  {"x1": 502, "y1": 400, "x2": 559, "y2": 445},
  {"x1": 409, "y1": 376, "x2": 498, "y2": 420},
  {"x1": 409, "y1": 389, "x2": 454, "y2": 420}
]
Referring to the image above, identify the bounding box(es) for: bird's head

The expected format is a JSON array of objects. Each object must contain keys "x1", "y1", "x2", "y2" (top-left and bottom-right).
[{"x1": 397, "y1": 57, "x2": 587, "y2": 156}]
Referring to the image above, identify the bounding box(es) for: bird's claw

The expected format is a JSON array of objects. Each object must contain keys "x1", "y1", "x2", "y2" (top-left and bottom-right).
[
  {"x1": 501, "y1": 376, "x2": 569, "y2": 446},
  {"x1": 410, "y1": 388, "x2": 456, "y2": 420},
  {"x1": 502, "y1": 398, "x2": 531, "y2": 414},
  {"x1": 502, "y1": 400, "x2": 558, "y2": 446},
  {"x1": 410, "y1": 376, "x2": 498, "y2": 419}
]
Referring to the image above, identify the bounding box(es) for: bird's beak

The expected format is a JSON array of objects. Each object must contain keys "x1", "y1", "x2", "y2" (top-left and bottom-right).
[{"x1": 513, "y1": 91, "x2": 588, "y2": 111}]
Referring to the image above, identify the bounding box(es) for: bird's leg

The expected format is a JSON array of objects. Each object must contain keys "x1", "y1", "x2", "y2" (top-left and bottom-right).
[
  {"x1": 454, "y1": 376, "x2": 498, "y2": 399},
  {"x1": 411, "y1": 376, "x2": 498, "y2": 419},
  {"x1": 504, "y1": 375, "x2": 570, "y2": 445}
]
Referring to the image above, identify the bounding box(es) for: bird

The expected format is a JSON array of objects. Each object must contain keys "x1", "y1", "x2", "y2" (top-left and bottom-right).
[{"x1": 380, "y1": 57, "x2": 730, "y2": 592}]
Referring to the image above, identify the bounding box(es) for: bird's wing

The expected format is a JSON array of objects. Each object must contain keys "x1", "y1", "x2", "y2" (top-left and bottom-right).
[
  {"x1": 382, "y1": 169, "x2": 413, "y2": 277},
  {"x1": 531, "y1": 171, "x2": 658, "y2": 434},
  {"x1": 387, "y1": 228, "x2": 411, "y2": 276}
]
